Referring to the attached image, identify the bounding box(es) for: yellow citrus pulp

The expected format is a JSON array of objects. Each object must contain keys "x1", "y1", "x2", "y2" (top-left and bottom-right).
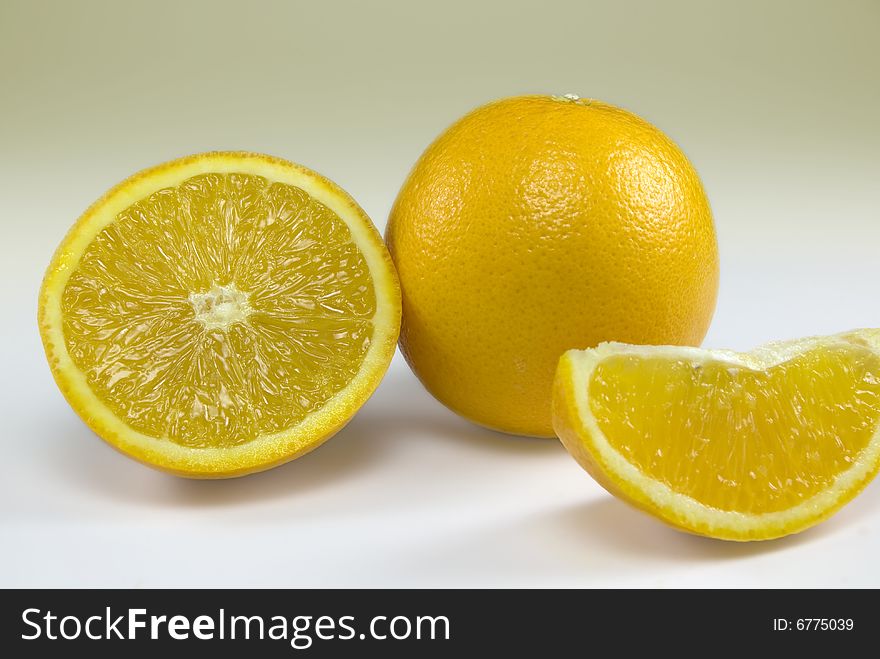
[
  {"x1": 387, "y1": 95, "x2": 718, "y2": 437},
  {"x1": 553, "y1": 330, "x2": 880, "y2": 540},
  {"x1": 39, "y1": 152, "x2": 401, "y2": 477}
]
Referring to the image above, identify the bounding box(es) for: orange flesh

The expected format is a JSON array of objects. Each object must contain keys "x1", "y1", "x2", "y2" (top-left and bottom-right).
[
  {"x1": 588, "y1": 345, "x2": 880, "y2": 513},
  {"x1": 61, "y1": 173, "x2": 376, "y2": 448}
]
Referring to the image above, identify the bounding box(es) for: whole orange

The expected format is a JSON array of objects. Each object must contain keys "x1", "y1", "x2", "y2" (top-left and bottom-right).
[{"x1": 386, "y1": 95, "x2": 719, "y2": 437}]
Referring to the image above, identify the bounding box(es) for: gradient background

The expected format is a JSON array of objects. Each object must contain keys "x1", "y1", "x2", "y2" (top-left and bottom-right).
[{"x1": 2, "y1": 0, "x2": 879, "y2": 586}]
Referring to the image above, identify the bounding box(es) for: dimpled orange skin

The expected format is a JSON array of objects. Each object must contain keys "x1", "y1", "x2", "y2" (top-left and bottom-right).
[{"x1": 386, "y1": 95, "x2": 719, "y2": 437}]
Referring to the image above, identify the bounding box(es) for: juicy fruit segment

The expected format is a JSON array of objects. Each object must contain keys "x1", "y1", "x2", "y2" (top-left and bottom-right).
[
  {"x1": 61, "y1": 173, "x2": 375, "y2": 449},
  {"x1": 553, "y1": 333, "x2": 880, "y2": 540},
  {"x1": 589, "y1": 346, "x2": 880, "y2": 514}
]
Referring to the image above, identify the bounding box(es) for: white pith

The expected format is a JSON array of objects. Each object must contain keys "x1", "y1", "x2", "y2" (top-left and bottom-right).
[{"x1": 189, "y1": 282, "x2": 253, "y2": 330}]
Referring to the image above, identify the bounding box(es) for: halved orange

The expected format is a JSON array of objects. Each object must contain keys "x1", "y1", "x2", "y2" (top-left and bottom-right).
[
  {"x1": 553, "y1": 330, "x2": 880, "y2": 540},
  {"x1": 39, "y1": 152, "x2": 400, "y2": 478}
]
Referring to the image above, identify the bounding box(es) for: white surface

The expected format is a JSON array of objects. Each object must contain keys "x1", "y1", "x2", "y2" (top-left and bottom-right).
[
  {"x1": 2, "y1": 0, "x2": 880, "y2": 588},
  {"x1": 4, "y1": 351, "x2": 880, "y2": 588}
]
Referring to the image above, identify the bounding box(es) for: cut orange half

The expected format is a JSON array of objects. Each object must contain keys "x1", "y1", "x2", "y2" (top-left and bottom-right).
[
  {"x1": 553, "y1": 330, "x2": 880, "y2": 540},
  {"x1": 39, "y1": 152, "x2": 401, "y2": 478}
]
